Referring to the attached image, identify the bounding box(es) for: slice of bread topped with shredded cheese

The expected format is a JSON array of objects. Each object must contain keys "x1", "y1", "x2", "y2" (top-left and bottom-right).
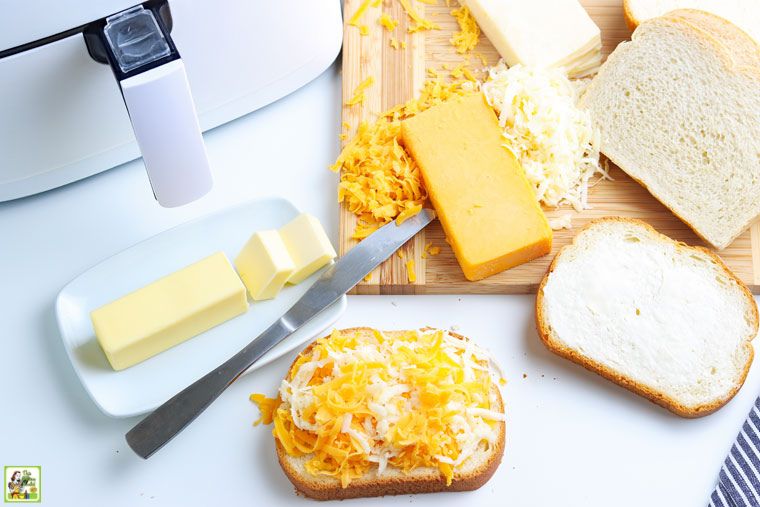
[
  {"x1": 250, "y1": 327, "x2": 506, "y2": 500},
  {"x1": 536, "y1": 218, "x2": 758, "y2": 417}
]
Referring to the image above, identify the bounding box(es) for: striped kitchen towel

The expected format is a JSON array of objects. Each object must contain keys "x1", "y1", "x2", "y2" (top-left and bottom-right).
[{"x1": 710, "y1": 398, "x2": 760, "y2": 507}]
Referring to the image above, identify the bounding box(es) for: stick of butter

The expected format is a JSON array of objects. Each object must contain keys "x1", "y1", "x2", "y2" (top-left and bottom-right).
[
  {"x1": 90, "y1": 252, "x2": 248, "y2": 371},
  {"x1": 235, "y1": 230, "x2": 295, "y2": 300},
  {"x1": 400, "y1": 93, "x2": 552, "y2": 281},
  {"x1": 461, "y1": 0, "x2": 601, "y2": 76},
  {"x1": 279, "y1": 213, "x2": 337, "y2": 284}
]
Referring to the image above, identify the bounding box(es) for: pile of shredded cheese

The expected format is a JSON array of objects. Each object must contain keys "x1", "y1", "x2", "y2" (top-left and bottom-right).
[
  {"x1": 251, "y1": 328, "x2": 505, "y2": 488},
  {"x1": 450, "y1": 5, "x2": 480, "y2": 54},
  {"x1": 332, "y1": 78, "x2": 475, "y2": 239},
  {"x1": 481, "y1": 62, "x2": 608, "y2": 211}
]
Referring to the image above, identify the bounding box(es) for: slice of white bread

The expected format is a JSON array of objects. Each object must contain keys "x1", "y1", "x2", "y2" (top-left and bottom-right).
[
  {"x1": 580, "y1": 14, "x2": 760, "y2": 249},
  {"x1": 536, "y1": 218, "x2": 758, "y2": 417},
  {"x1": 623, "y1": 0, "x2": 760, "y2": 43},
  {"x1": 276, "y1": 328, "x2": 506, "y2": 500}
]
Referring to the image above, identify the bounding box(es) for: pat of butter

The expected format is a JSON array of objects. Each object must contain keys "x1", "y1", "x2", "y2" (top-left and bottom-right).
[
  {"x1": 235, "y1": 230, "x2": 295, "y2": 300},
  {"x1": 279, "y1": 213, "x2": 337, "y2": 284},
  {"x1": 90, "y1": 252, "x2": 248, "y2": 371},
  {"x1": 461, "y1": 0, "x2": 600, "y2": 71},
  {"x1": 400, "y1": 93, "x2": 552, "y2": 281}
]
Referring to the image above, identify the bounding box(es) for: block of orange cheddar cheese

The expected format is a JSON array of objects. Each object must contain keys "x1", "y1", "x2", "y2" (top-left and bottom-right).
[{"x1": 400, "y1": 93, "x2": 551, "y2": 281}]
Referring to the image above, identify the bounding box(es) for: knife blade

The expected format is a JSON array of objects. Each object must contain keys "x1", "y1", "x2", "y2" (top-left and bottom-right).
[{"x1": 125, "y1": 208, "x2": 435, "y2": 458}]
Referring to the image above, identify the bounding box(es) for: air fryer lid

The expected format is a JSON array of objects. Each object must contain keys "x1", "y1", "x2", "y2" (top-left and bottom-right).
[{"x1": 0, "y1": 0, "x2": 147, "y2": 54}]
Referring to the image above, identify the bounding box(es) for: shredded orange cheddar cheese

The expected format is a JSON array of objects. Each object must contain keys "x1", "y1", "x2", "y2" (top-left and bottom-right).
[
  {"x1": 390, "y1": 37, "x2": 401, "y2": 49},
  {"x1": 406, "y1": 259, "x2": 416, "y2": 282},
  {"x1": 450, "y1": 5, "x2": 480, "y2": 54},
  {"x1": 474, "y1": 51, "x2": 488, "y2": 66},
  {"x1": 332, "y1": 78, "x2": 473, "y2": 239},
  {"x1": 395, "y1": 203, "x2": 422, "y2": 224},
  {"x1": 398, "y1": 0, "x2": 440, "y2": 33},
  {"x1": 379, "y1": 13, "x2": 399, "y2": 31},
  {"x1": 346, "y1": 76, "x2": 375, "y2": 107},
  {"x1": 425, "y1": 242, "x2": 441, "y2": 256},
  {"x1": 250, "y1": 393, "x2": 279, "y2": 426},
  {"x1": 348, "y1": 0, "x2": 375, "y2": 30},
  {"x1": 450, "y1": 62, "x2": 478, "y2": 81},
  {"x1": 250, "y1": 329, "x2": 504, "y2": 488}
]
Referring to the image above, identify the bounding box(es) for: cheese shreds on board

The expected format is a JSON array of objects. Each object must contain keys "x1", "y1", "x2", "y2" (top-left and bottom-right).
[
  {"x1": 548, "y1": 214, "x2": 573, "y2": 230},
  {"x1": 348, "y1": 0, "x2": 375, "y2": 31},
  {"x1": 481, "y1": 62, "x2": 607, "y2": 211},
  {"x1": 406, "y1": 260, "x2": 417, "y2": 282},
  {"x1": 450, "y1": 5, "x2": 480, "y2": 53},
  {"x1": 450, "y1": 63, "x2": 478, "y2": 82},
  {"x1": 332, "y1": 78, "x2": 474, "y2": 239},
  {"x1": 398, "y1": 0, "x2": 440, "y2": 33},
  {"x1": 379, "y1": 13, "x2": 399, "y2": 31},
  {"x1": 346, "y1": 76, "x2": 375, "y2": 107},
  {"x1": 250, "y1": 328, "x2": 504, "y2": 487}
]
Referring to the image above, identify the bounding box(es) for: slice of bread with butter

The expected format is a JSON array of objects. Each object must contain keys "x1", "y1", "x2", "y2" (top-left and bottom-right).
[{"x1": 536, "y1": 218, "x2": 758, "y2": 417}]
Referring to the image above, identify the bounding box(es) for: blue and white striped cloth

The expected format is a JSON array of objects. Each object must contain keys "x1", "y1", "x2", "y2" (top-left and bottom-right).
[{"x1": 710, "y1": 398, "x2": 760, "y2": 507}]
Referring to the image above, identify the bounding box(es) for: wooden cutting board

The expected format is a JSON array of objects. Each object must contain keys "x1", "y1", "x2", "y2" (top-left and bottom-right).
[{"x1": 338, "y1": 0, "x2": 760, "y2": 294}]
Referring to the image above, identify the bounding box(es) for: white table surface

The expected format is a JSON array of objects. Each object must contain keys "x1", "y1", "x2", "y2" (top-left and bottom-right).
[{"x1": 2, "y1": 62, "x2": 759, "y2": 507}]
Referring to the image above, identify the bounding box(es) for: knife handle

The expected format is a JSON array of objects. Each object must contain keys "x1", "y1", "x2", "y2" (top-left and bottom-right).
[{"x1": 125, "y1": 319, "x2": 292, "y2": 459}]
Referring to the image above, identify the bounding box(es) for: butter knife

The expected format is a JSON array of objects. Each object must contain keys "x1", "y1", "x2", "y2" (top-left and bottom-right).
[{"x1": 126, "y1": 208, "x2": 435, "y2": 458}]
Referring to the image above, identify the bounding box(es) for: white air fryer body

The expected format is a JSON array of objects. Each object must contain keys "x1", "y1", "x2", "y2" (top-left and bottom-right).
[{"x1": 0, "y1": 0, "x2": 342, "y2": 203}]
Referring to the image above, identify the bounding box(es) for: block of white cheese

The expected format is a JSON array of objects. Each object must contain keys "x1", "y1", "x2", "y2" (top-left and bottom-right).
[
  {"x1": 235, "y1": 230, "x2": 295, "y2": 300},
  {"x1": 279, "y1": 213, "x2": 337, "y2": 284},
  {"x1": 462, "y1": 0, "x2": 601, "y2": 76},
  {"x1": 90, "y1": 252, "x2": 248, "y2": 371}
]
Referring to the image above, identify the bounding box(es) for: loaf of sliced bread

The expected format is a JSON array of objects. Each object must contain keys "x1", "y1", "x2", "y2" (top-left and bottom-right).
[
  {"x1": 580, "y1": 13, "x2": 760, "y2": 249},
  {"x1": 536, "y1": 218, "x2": 758, "y2": 417},
  {"x1": 623, "y1": 0, "x2": 760, "y2": 43},
  {"x1": 272, "y1": 328, "x2": 506, "y2": 500}
]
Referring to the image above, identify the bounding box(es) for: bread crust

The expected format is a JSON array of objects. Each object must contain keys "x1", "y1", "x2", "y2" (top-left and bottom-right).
[
  {"x1": 622, "y1": 0, "x2": 639, "y2": 32},
  {"x1": 274, "y1": 327, "x2": 506, "y2": 500},
  {"x1": 535, "y1": 217, "x2": 758, "y2": 418}
]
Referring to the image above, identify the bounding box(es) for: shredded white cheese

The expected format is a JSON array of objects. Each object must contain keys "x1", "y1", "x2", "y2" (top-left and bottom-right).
[
  {"x1": 548, "y1": 214, "x2": 573, "y2": 230},
  {"x1": 481, "y1": 62, "x2": 609, "y2": 211}
]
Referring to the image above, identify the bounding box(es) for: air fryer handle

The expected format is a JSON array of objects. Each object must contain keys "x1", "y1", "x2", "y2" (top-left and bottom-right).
[
  {"x1": 119, "y1": 59, "x2": 212, "y2": 207},
  {"x1": 84, "y1": 2, "x2": 213, "y2": 208}
]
